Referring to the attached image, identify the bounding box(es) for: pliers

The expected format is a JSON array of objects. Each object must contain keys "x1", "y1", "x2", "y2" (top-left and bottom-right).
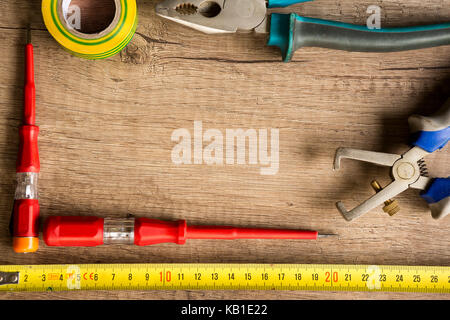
[
  {"x1": 155, "y1": 0, "x2": 450, "y2": 62},
  {"x1": 334, "y1": 99, "x2": 450, "y2": 222}
]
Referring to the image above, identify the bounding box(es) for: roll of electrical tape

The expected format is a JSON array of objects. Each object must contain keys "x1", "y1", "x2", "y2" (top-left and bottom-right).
[{"x1": 42, "y1": 0, "x2": 137, "y2": 59}]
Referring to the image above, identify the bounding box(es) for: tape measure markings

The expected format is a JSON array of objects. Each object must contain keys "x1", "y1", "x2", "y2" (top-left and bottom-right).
[{"x1": 0, "y1": 264, "x2": 449, "y2": 293}]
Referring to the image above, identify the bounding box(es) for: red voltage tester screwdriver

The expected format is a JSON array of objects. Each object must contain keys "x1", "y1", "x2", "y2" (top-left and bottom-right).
[
  {"x1": 44, "y1": 216, "x2": 336, "y2": 247},
  {"x1": 10, "y1": 27, "x2": 40, "y2": 253}
]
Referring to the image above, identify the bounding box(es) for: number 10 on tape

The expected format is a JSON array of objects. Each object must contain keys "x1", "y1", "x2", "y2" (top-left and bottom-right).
[{"x1": 0, "y1": 264, "x2": 449, "y2": 293}]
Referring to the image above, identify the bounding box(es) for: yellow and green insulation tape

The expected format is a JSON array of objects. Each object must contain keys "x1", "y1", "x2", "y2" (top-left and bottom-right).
[{"x1": 41, "y1": 0, "x2": 137, "y2": 59}]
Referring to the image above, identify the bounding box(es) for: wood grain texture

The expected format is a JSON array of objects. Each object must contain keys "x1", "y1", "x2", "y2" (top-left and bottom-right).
[{"x1": 0, "y1": 0, "x2": 449, "y2": 300}]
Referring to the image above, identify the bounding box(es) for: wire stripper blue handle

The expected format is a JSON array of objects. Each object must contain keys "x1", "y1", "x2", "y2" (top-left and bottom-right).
[
  {"x1": 409, "y1": 99, "x2": 450, "y2": 153},
  {"x1": 267, "y1": 13, "x2": 450, "y2": 62},
  {"x1": 408, "y1": 100, "x2": 450, "y2": 219},
  {"x1": 410, "y1": 128, "x2": 450, "y2": 153},
  {"x1": 421, "y1": 178, "x2": 450, "y2": 220}
]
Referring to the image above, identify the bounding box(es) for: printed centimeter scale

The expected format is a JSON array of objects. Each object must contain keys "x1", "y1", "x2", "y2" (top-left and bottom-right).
[{"x1": 0, "y1": 265, "x2": 449, "y2": 293}]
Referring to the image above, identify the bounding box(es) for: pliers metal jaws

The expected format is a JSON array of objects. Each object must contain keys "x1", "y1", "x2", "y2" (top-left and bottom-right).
[{"x1": 155, "y1": 0, "x2": 269, "y2": 34}]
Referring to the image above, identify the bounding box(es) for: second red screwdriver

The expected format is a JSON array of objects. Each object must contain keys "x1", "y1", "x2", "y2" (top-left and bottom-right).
[{"x1": 43, "y1": 216, "x2": 336, "y2": 247}]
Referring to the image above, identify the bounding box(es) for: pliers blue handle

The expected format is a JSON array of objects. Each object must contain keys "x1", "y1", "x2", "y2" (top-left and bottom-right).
[
  {"x1": 268, "y1": 0, "x2": 450, "y2": 61},
  {"x1": 268, "y1": 0, "x2": 313, "y2": 7}
]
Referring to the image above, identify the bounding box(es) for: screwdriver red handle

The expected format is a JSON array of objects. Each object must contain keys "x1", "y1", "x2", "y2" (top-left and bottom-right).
[
  {"x1": 16, "y1": 125, "x2": 40, "y2": 173},
  {"x1": 43, "y1": 217, "x2": 320, "y2": 247},
  {"x1": 12, "y1": 40, "x2": 40, "y2": 253}
]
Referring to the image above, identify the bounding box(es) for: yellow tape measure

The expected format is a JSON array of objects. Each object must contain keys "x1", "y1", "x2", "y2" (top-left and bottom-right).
[{"x1": 0, "y1": 264, "x2": 449, "y2": 293}]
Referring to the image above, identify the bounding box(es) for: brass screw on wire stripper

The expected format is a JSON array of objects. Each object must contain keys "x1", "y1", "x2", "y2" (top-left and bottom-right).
[{"x1": 371, "y1": 180, "x2": 400, "y2": 216}]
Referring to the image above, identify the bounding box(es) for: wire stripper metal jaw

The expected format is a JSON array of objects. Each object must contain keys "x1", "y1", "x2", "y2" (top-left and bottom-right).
[
  {"x1": 333, "y1": 147, "x2": 432, "y2": 222},
  {"x1": 155, "y1": 0, "x2": 268, "y2": 34}
]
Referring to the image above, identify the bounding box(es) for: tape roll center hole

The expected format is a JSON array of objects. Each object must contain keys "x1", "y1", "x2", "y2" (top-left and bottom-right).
[{"x1": 61, "y1": 0, "x2": 116, "y2": 35}]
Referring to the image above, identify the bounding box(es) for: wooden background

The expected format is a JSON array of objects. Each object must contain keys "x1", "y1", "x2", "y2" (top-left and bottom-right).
[{"x1": 0, "y1": 0, "x2": 449, "y2": 300}]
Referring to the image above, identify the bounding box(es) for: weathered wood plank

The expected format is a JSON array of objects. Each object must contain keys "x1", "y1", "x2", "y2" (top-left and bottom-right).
[{"x1": 0, "y1": 0, "x2": 449, "y2": 299}]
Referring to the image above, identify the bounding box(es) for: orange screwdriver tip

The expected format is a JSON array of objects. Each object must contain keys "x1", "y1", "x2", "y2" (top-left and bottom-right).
[{"x1": 13, "y1": 237, "x2": 39, "y2": 253}]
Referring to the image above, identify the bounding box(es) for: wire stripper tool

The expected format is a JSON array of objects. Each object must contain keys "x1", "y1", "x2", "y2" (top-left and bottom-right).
[
  {"x1": 155, "y1": 0, "x2": 450, "y2": 62},
  {"x1": 334, "y1": 99, "x2": 450, "y2": 221}
]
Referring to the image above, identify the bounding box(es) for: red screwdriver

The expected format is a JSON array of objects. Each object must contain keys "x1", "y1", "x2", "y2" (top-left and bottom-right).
[
  {"x1": 10, "y1": 27, "x2": 40, "y2": 253},
  {"x1": 43, "y1": 216, "x2": 336, "y2": 247}
]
